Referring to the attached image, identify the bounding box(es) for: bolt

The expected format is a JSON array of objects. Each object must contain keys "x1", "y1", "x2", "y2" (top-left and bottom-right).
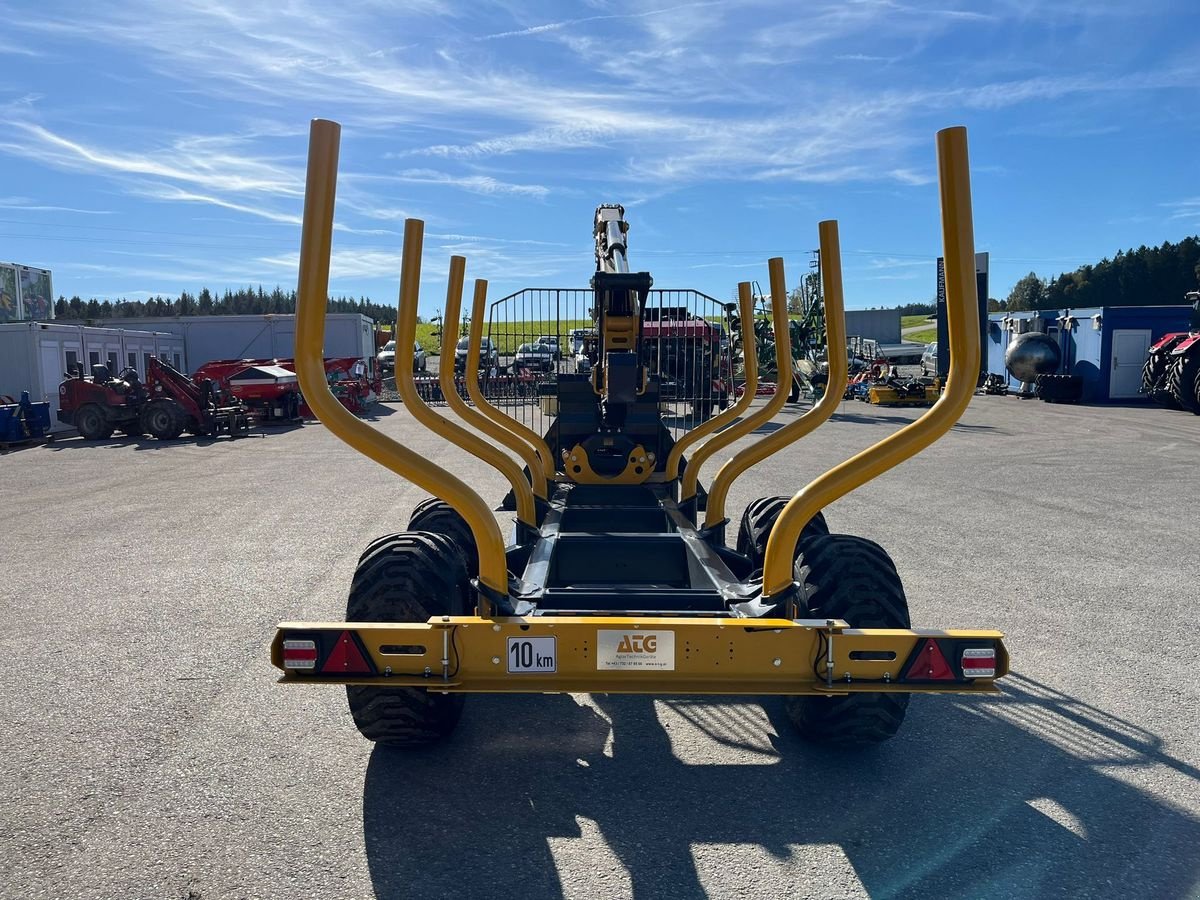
[
  {"x1": 492, "y1": 624, "x2": 501, "y2": 632},
  {"x1": 772, "y1": 658, "x2": 782, "y2": 667},
  {"x1": 491, "y1": 656, "x2": 500, "y2": 665}
]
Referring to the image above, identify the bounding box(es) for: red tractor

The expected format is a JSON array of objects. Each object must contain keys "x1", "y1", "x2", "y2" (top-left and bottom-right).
[
  {"x1": 1142, "y1": 292, "x2": 1200, "y2": 413},
  {"x1": 58, "y1": 357, "x2": 250, "y2": 440}
]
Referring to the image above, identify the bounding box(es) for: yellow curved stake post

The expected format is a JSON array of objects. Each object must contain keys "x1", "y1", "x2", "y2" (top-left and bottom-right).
[
  {"x1": 389, "y1": 231, "x2": 533, "y2": 579},
  {"x1": 464, "y1": 280, "x2": 556, "y2": 483},
  {"x1": 761, "y1": 126, "x2": 981, "y2": 599},
  {"x1": 434, "y1": 262, "x2": 542, "y2": 520},
  {"x1": 664, "y1": 284, "x2": 758, "y2": 481},
  {"x1": 680, "y1": 258, "x2": 792, "y2": 504},
  {"x1": 292, "y1": 124, "x2": 510, "y2": 601},
  {"x1": 461, "y1": 282, "x2": 549, "y2": 498},
  {"x1": 703, "y1": 220, "x2": 848, "y2": 529}
]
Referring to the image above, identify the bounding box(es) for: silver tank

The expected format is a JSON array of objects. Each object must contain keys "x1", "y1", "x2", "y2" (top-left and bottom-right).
[{"x1": 1004, "y1": 332, "x2": 1061, "y2": 383}]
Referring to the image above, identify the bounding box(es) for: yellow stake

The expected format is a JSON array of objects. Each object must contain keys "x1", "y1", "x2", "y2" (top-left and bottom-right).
[
  {"x1": 463, "y1": 279, "x2": 556, "y2": 484},
  {"x1": 429, "y1": 257, "x2": 540, "y2": 523},
  {"x1": 663, "y1": 284, "x2": 758, "y2": 482},
  {"x1": 704, "y1": 220, "x2": 848, "y2": 530},
  {"x1": 293, "y1": 120, "x2": 509, "y2": 597},
  {"x1": 680, "y1": 258, "x2": 792, "y2": 504},
  {"x1": 760, "y1": 126, "x2": 981, "y2": 599}
]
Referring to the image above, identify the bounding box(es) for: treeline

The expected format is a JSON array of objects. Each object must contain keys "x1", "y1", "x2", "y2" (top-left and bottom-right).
[
  {"x1": 1005, "y1": 236, "x2": 1200, "y2": 311},
  {"x1": 52, "y1": 286, "x2": 402, "y2": 324}
]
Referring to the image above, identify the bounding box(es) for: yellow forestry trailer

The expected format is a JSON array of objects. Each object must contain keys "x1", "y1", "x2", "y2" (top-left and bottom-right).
[{"x1": 271, "y1": 119, "x2": 1008, "y2": 746}]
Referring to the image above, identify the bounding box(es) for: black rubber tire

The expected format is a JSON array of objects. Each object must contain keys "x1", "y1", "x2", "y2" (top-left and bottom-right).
[
  {"x1": 1141, "y1": 354, "x2": 1166, "y2": 395},
  {"x1": 141, "y1": 400, "x2": 185, "y2": 440},
  {"x1": 75, "y1": 404, "x2": 113, "y2": 440},
  {"x1": 788, "y1": 375, "x2": 801, "y2": 403},
  {"x1": 407, "y1": 498, "x2": 479, "y2": 577},
  {"x1": 736, "y1": 496, "x2": 829, "y2": 569},
  {"x1": 1166, "y1": 352, "x2": 1200, "y2": 413},
  {"x1": 346, "y1": 532, "x2": 471, "y2": 747},
  {"x1": 784, "y1": 534, "x2": 911, "y2": 746}
]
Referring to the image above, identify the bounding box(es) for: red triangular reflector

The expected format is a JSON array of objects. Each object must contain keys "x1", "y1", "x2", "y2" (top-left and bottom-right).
[
  {"x1": 907, "y1": 639, "x2": 955, "y2": 681},
  {"x1": 321, "y1": 631, "x2": 372, "y2": 674}
]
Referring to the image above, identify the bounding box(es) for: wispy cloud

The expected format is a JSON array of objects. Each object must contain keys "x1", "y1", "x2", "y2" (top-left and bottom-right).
[
  {"x1": 5, "y1": 123, "x2": 302, "y2": 196},
  {"x1": 0, "y1": 196, "x2": 113, "y2": 215},
  {"x1": 476, "y1": 2, "x2": 724, "y2": 41},
  {"x1": 0, "y1": 38, "x2": 42, "y2": 57},
  {"x1": 394, "y1": 168, "x2": 550, "y2": 198}
]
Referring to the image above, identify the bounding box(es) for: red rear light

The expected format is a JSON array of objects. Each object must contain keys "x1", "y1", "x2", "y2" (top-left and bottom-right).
[
  {"x1": 903, "y1": 639, "x2": 955, "y2": 681},
  {"x1": 320, "y1": 630, "x2": 373, "y2": 675},
  {"x1": 282, "y1": 639, "x2": 317, "y2": 670},
  {"x1": 961, "y1": 647, "x2": 996, "y2": 678}
]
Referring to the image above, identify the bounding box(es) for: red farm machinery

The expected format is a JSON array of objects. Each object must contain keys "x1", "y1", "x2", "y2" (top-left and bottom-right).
[
  {"x1": 195, "y1": 356, "x2": 381, "y2": 421},
  {"x1": 1142, "y1": 293, "x2": 1200, "y2": 412},
  {"x1": 58, "y1": 357, "x2": 250, "y2": 440}
]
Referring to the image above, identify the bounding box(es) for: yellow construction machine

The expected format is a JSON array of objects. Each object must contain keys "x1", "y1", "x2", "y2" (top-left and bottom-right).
[{"x1": 272, "y1": 119, "x2": 1007, "y2": 747}]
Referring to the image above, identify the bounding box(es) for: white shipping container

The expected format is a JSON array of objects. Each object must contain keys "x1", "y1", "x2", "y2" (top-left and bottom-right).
[
  {"x1": 98, "y1": 314, "x2": 375, "y2": 373},
  {"x1": 0, "y1": 322, "x2": 177, "y2": 433}
]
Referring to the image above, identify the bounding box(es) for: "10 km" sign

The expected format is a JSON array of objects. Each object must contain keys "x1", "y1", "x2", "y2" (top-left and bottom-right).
[{"x1": 506, "y1": 636, "x2": 557, "y2": 673}]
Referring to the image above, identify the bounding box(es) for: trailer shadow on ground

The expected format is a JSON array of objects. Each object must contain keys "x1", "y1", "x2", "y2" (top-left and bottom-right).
[{"x1": 361, "y1": 673, "x2": 1199, "y2": 899}]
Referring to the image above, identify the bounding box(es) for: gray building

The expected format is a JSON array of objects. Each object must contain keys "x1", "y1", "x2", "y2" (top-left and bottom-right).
[
  {"x1": 0, "y1": 322, "x2": 183, "y2": 432},
  {"x1": 844, "y1": 309, "x2": 901, "y2": 344},
  {"x1": 69, "y1": 313, "x2": 376, "y2": 373}
]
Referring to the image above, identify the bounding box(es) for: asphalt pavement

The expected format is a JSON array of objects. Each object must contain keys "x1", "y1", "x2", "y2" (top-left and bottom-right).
[{"x1": 1, "y1": 393, "x2": 1197, "y2": 899}]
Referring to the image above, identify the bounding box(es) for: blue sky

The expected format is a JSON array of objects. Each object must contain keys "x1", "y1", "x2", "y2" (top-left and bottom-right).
[{"x1": 1, "y1": 0, "x2": 1198, "y2": 315}]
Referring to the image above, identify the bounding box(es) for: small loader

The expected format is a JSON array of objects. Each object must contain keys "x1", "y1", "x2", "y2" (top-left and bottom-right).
[{"x1": 272, "y1": 120, "x2": 1008, "y2": 747}]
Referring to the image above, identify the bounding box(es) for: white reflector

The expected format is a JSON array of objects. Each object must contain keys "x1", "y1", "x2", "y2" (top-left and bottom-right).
[
  {"x1": 961, "y1": 647, "x2": 996, "y2": 678},
  {"x1": 282, "y1": 639, "x2": 318, "y2": 670}
]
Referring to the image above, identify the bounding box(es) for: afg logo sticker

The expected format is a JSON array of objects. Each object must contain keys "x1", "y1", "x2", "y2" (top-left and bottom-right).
[{"x1": 597, "y1": 630, "x2": 675, "y2": 670}]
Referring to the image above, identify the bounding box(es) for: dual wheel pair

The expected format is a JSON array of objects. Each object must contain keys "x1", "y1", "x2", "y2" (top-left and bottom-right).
[
  {"x1": 347, "y1": 497, "x2": 911, "y2": 749},
  {"x1": 1144, "y1": 350, "x2": 1200, "y2": 412},
  {"x1": 74, "y1": 399, "x2": 187, "y2": 441}
]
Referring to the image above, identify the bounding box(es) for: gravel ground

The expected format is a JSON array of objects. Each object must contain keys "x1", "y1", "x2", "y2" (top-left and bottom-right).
[{"x1": 0, "y1": 393, "x2": 1197, "y2": 899}]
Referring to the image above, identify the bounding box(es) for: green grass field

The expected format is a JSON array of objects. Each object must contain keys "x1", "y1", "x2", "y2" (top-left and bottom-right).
[
  {"x1": 412, "y1": 319, "x2": 594, "y2": 356},
  {"x1": 905, "y1": 327, "x2": 938, "y2": 344},
  {"x1": 902, "y1": 314, "x2": 935, "y2": 329}
]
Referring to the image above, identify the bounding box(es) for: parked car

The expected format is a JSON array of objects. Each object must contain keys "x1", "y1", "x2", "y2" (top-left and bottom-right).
[
  {"x1": 568, "y1": 328, "x2": 595, "y2": 356},
  {"x1": 921, "y1": 341, "x2": 938, "y2": 376},
  {"x1": 377, "y1": 340, "x2": 426, "y2": 374},
  {"x1": 514, "y1": 342, "x2": 556, "y2": 372},
  {"x1": 535, "y1": 335, "x2": 562, "y2": 360},
  {"x1": 454, "y1": 336, "x2": 500, "y2": 372}
]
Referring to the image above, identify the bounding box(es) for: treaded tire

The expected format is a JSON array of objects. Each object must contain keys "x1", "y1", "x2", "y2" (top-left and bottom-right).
[
  {"x1": 141, "y1": 400, "x2": 185, "y2": 440},
  {"x1": 1141, "y1": 354, "x2": 1167, "y2": 396},
  {"x1": 784, "y1": 534, "x2": 911, "y2": 746},
  {"x1": 76, "y1": 404, "x2": 113, "y2": 440},
  {"x1": 407, "y1": 498, "x2": 478, "y2": 576},
  {"x1": 1166, "y1": 352, "x2": 1200, "y2": 413},
  {"x1": 346, "y1": 532, "x2": 471, "y2": 747},
  {"x1": 736, "y1": 496, "x2": 829, "y2": 569}
]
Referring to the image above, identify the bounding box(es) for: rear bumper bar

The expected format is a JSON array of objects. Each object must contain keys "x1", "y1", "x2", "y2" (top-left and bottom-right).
[{"x1": 272, "y1": 616, "x2": 1008, "y2": 696}]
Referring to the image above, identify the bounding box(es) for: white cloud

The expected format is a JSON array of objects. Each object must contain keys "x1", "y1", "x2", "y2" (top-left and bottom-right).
[{"x1": 393, "y1": 169, "x2": 549, "y2": 198}]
